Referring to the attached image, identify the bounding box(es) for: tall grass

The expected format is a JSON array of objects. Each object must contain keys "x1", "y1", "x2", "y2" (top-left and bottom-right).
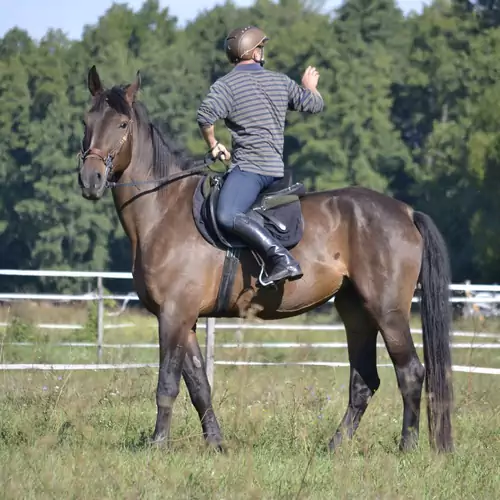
[{"x1": 0, "y1": 304, "x2": 499, "y2": 498}]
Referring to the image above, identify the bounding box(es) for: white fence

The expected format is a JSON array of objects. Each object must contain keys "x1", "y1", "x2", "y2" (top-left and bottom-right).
[{"x1": 1, "y1": 269, "x2": 500, "y2": 380}]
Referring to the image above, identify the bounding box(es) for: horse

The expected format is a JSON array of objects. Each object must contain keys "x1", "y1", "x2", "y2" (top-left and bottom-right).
[{"x1": 77, "y1": 66, "x2": 454, "y2": 454}]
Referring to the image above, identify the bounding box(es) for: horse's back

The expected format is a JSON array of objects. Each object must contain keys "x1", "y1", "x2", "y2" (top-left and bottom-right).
[
  {"x1": 301, "y1": 185, "x2": 412, "y2": 218},
  {"x1": 300, "y1": 185, "x2": 418, "y2": 240}
]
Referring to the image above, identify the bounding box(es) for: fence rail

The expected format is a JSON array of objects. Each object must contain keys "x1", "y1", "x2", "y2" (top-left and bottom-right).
[
  {"x1": 3, "y1": 268, "x2": 500, "y2": 291},
  {"x1": 1, "y1": 362, "x2": 499, "y2": 375},
  {"x1": 2, "y1": 292, "x2": 500, "y2": 303},
  {"x1": 2, "y1": 269, "x2": 500, "y2": 379},
  {"x1": 3, "y1": 341, "x2": 500, "y2": 349}
]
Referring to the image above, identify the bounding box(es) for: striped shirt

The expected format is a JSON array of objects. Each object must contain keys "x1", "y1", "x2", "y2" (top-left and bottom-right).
[{"x1": 197, "y1": 63, "x2": 324, "y2": 177}]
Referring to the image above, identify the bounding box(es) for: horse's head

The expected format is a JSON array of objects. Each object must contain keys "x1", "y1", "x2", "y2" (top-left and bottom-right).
[{"x1": 78, "y1": 65, "x2": 140, "y2": 200}]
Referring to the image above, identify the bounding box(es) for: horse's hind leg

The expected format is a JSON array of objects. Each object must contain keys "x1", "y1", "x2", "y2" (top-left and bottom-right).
[
  {"x1": 357, "y1": 274, "x2": 425, "y2": 452},
  {"x1": 329, "y1": 283, "x2": 380, "y2": 451},
  {"x1": 182, "y1": 324, "x2": 224, "y2": 451},
  {"x1": 375, "y1": 306, "x2": 425, "y2": 451}
]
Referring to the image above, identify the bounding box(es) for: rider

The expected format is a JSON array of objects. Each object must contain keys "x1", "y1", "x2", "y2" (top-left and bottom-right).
[{"x1": 196, "y1": 26, "x2": 324, "y2": 284}]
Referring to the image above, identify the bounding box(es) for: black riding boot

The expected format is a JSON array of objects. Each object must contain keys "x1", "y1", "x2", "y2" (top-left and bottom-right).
[{"x1": 231, "y1": 213, "x2": 303, "y2": 284}]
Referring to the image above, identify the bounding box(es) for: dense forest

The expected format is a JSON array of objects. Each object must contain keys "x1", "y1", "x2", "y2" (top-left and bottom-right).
[{"x1": 1, "y1": 0, "x2": 500, "y2": 294}]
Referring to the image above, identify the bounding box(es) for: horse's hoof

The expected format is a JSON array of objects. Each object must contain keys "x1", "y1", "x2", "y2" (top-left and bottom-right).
[
  {"x1": 398, "y1": 439, "x2": 418, "y2": 453},
  {"x1": 206, "y1": 439, "x2": 226, "y2": 454},
  {"x1": 149, "y1": 435, "x2": 169, "y2": 449},
  {"x1": 398, "y1": 431, "x2": 419, "y2": 453},
  {"x1": 327, "y1": 433, "x2": 343, "y2": 453}
]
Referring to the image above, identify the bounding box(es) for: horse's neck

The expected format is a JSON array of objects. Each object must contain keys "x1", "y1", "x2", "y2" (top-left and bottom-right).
[
  {"x1": 111, "y1": 122, "x2": 198, "y2": 257},
  {"x1": 112, "y1": 180, "x2": 160, "y2": 250},
  {"x1": 111, "y1": 157, "x2": 192, "y2": 254},
  {"x1": 111, "y1": 154, "x2": 166, "y2": 251}
]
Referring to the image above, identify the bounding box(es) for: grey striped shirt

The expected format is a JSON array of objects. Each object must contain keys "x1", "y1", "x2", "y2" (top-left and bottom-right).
[{"x1": 197, "y1": 63, "x2": 324, "y2": 177}]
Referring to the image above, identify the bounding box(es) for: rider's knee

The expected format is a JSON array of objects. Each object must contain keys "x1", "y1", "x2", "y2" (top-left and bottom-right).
[{"x1": 216, "y1": 204, "x2": 235, "y2": 230}]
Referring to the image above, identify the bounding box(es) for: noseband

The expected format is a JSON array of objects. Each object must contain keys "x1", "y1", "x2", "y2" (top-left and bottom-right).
[{"x1": 79, "y1": 120, "x2": 133, "y2": 185}]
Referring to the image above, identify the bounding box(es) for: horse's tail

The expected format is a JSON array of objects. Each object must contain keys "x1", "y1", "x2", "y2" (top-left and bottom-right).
[{"x1": 413, "y1": 210, "x2": 454, "y2": 452}]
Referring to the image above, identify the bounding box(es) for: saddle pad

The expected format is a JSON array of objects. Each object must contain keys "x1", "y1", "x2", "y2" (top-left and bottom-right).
[{"x1": 192, "y1": 176, "x2": 304, "y2": 250}]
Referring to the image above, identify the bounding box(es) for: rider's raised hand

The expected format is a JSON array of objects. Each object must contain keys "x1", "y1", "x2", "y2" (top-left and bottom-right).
[{"x1": 302, "y1": 66, "x2": 320, "y2": 92}]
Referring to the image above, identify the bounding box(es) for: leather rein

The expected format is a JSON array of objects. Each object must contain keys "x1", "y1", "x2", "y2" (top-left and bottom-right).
[{"x1": 78, "y1": 119, "x2": 223, "y2": 190}]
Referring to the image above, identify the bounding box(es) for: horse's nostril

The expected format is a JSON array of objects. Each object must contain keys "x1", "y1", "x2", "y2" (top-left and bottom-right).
[{"x1": 96, "y1": 172, "x2": 102, "y2": 180}]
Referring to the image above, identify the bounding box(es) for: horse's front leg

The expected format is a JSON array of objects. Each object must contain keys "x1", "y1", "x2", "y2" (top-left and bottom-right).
[
  {"x1": 151, "y1": 301, "x2": 197, "y2": 447},
  {"x1": 182, "y1": 323, "x2": 224, "y2": 451}
]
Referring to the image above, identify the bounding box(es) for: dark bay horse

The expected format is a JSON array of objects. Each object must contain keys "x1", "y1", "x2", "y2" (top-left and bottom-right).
[{"x1": 77, "y1": 66, "x2": 454, "y2": 453}]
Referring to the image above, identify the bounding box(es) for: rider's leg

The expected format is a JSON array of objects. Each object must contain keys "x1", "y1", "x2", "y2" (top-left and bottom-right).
[
  {"x1": 216, "y1": 166, "x2": 274, "y2": 228},
  {"x1": 216, "y1": 166, "x2": 303, "y2": 284}
]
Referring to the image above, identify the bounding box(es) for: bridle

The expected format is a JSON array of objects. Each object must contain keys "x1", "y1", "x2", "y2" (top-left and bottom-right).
[
  {"x1": 78, "y1": 118, "x2": 225, "y2": 190},
  {"x1": 79, "y1": 119, "x2": 133, "y2": 186}
]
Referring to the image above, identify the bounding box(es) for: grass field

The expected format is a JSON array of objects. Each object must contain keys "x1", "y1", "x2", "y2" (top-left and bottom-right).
[{"x1": 1, "y1": 302, "x2": 499, "y2": 499}]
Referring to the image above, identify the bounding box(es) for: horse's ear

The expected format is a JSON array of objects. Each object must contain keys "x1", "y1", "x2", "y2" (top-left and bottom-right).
[
  {"x1": 88, "y1": 65, "x2": 104, "y2": 97},
  {"x1": 125, "y1": 70, "x2": 141, "y2": 104}
]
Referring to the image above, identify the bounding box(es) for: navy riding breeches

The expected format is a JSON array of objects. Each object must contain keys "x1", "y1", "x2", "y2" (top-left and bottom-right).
[{"x1": 216, "y1": 166, "x2": 277, "y2": 231}]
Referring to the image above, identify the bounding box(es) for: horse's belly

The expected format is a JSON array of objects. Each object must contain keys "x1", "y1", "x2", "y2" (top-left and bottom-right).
[
  {"x1": 240, "y1": 261, "x2": 344, "y2": 320},
  {"x1": 283, "y1": 264, "x2": 344, "y2": 311}
]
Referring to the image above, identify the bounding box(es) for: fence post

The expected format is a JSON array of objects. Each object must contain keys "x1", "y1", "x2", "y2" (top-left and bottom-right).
[
  {"x1": 97, "y1": 276, "x2": 104, "y2": 363},
  {"x1": 205, "y1": 317, "x2": 215, "y2": 389},
  {"x1": 464, "y1": 279, "x2": 472, "y2": 318}
]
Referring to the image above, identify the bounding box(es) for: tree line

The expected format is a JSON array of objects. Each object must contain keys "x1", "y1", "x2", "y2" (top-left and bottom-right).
[{"x1": 1, "y1": 0, "x2": 499, "y2": 294}]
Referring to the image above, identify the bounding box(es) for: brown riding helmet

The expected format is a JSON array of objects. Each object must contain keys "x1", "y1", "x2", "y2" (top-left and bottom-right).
[{"x1": 224, "y1": 26, "x2": 269, "y2": 64}]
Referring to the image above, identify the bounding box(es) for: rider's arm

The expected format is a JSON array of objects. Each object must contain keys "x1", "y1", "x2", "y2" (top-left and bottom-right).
[
  {"x1": 197, "y1": 80, "x2": 234, "y2": 149},
  {"x1": 286, "y1": 77, "x2": 324, "y2": 114}
]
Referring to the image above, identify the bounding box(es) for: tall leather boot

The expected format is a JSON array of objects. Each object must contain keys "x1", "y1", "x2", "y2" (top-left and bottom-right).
[{"x1": 231, "y1": 213, "x2": 303, "y2": 284}]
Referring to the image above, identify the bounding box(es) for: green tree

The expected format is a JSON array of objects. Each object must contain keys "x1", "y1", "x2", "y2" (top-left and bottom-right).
[{"x1": 2, "y1": 0, "x2": 500, "y2": 289}]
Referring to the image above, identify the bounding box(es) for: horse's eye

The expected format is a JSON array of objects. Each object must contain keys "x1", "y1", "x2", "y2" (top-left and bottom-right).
[{"x1": 119, "y1": 122, "x2": 128, "y2": 129}]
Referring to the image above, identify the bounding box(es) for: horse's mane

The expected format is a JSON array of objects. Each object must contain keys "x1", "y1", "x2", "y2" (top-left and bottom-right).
[{"x1": 91, "y1": 85, "x2": 195, "y2": 178}]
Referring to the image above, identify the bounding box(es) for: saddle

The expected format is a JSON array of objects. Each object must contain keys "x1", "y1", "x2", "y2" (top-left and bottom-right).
[
  {"x1": 192, "y1": 170, "x2": 306, "y2": 250},
  {"x1": 192, "y1": 168, "x2": 306, "y2": 313}
]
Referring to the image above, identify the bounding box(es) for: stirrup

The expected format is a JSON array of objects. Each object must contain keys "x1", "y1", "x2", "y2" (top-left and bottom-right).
[
  {"x1": 251, "y1": 250, "x2": 276, "y2": 287},
  {"x1": 258, "y1": 267, "x2": 275, "y2": 287}
]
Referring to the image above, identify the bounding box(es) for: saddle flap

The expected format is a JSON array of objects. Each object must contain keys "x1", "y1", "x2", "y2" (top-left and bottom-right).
[
  {"x1": 261, "y1": 182, "x2": 305, "y2": 203},
  {"x1": 261, "y1": 194, "x2": 300, "y2": 211}
]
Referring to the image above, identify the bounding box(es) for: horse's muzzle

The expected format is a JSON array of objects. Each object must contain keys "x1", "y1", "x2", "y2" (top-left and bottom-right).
[{"x1": 78, "y1": 163, "x2": 106, "y2": 200}]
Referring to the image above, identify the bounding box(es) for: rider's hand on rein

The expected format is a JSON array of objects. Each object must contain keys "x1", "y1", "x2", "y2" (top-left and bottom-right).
[{"x1": 210, "y1": 142, "x2": 231, "y2": 165}]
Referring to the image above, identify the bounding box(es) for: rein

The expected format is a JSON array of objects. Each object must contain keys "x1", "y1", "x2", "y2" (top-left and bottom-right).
[
  {"x1": 78, "y1": 118, "x2": 227, "y2": 190},
  {"x1": 105, "y1": 154, "x2": 220, "y2": 189}
]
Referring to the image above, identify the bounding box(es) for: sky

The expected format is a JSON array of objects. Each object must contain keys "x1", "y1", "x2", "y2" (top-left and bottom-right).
[{"x1": 0, "y1": 0, "x2": 430, "y2": 41}]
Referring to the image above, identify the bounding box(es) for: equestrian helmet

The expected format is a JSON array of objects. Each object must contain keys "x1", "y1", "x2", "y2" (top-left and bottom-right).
[{"x1": 224, "y1": 26, "x2": 269, "y2": 63}]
